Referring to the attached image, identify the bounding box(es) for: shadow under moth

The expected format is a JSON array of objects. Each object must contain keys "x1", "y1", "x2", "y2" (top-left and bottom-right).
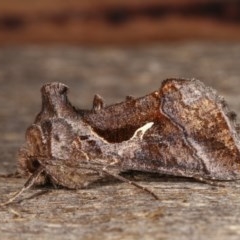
[{"x1": 2, "y1": 78, "x2": 240, "y2": 205}]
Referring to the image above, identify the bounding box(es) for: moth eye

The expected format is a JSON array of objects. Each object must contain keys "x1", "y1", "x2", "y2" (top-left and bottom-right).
[
  {"x1": 27, "y1": 159, "x2": 41, "y2": 173},
  {"x1": 32, "y1": 159, "x2": 40, "y2": 169}
]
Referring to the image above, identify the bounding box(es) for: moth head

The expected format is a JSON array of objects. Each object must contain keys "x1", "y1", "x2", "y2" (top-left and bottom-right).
[{"x1": 17, "y1": 124, "x2": 48, "y2": 185}]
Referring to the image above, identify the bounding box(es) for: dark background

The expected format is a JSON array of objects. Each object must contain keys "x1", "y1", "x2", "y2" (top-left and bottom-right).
[{"x1": 1, "y1": 0, "x2": 240, "y2": 44}]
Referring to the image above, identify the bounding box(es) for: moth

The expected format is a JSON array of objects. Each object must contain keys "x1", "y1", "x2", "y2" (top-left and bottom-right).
[{"x1": 3, "y1": 78, "x2": 240, "y2": 205}]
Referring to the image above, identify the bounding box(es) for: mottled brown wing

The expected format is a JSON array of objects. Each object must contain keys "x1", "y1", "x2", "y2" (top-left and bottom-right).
[
  {"x1": 159, "y1": 79, "x2": 240, "y2": 180},
  {"x1": 120, "y1": 116, "x2": 211, "y2": 180}
]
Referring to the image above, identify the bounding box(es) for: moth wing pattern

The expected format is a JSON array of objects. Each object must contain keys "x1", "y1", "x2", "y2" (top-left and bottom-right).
[
  {"x1": 17, "y1": 79, "x2": 240, "y2": 192},
  {"x1": 159, "y1": 79, "x2": 240, "y2": 180}
]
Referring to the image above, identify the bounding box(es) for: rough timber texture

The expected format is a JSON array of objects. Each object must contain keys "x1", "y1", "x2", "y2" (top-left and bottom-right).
[{"x1": 1, "y1": 43, "x2": 240, "y2": 240}]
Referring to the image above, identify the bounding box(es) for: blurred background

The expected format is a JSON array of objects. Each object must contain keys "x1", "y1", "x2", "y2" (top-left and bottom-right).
[{"x1": 1, "y1": 0, "x2": 240, "y2": 44}]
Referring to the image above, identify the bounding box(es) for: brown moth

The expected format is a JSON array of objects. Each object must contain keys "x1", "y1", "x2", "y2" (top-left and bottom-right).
[{"x1": 3, "y1": 78, "x2": 240, "y2": 205}]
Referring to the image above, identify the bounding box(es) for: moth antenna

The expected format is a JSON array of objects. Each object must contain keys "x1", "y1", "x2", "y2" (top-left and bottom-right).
[
  {"x1": 102, "y1": 167, "x2": 160, "y2": 200},
  {"x1": 0, "y1": 166, "x2": 44, "y2": 207},
  {"x1": 92, "y1": 94, "x2": 104, "y2": 113}
]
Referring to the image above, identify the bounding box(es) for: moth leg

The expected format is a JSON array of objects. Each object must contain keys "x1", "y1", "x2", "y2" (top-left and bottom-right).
[
  {"x1": 102, "y1": 167, "x2": 160, "y2": 200},
  {"x1": 0, "y1": 166, "x2": 44, "y2": 206},
  {"x1": 192, "y1": 175, "x2": 225, "y2": 187}
]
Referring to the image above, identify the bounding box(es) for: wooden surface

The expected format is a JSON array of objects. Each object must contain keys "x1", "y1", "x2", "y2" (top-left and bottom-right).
[{"x1": 1, "y1": 43, "x2": 240, "y2": 239}]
